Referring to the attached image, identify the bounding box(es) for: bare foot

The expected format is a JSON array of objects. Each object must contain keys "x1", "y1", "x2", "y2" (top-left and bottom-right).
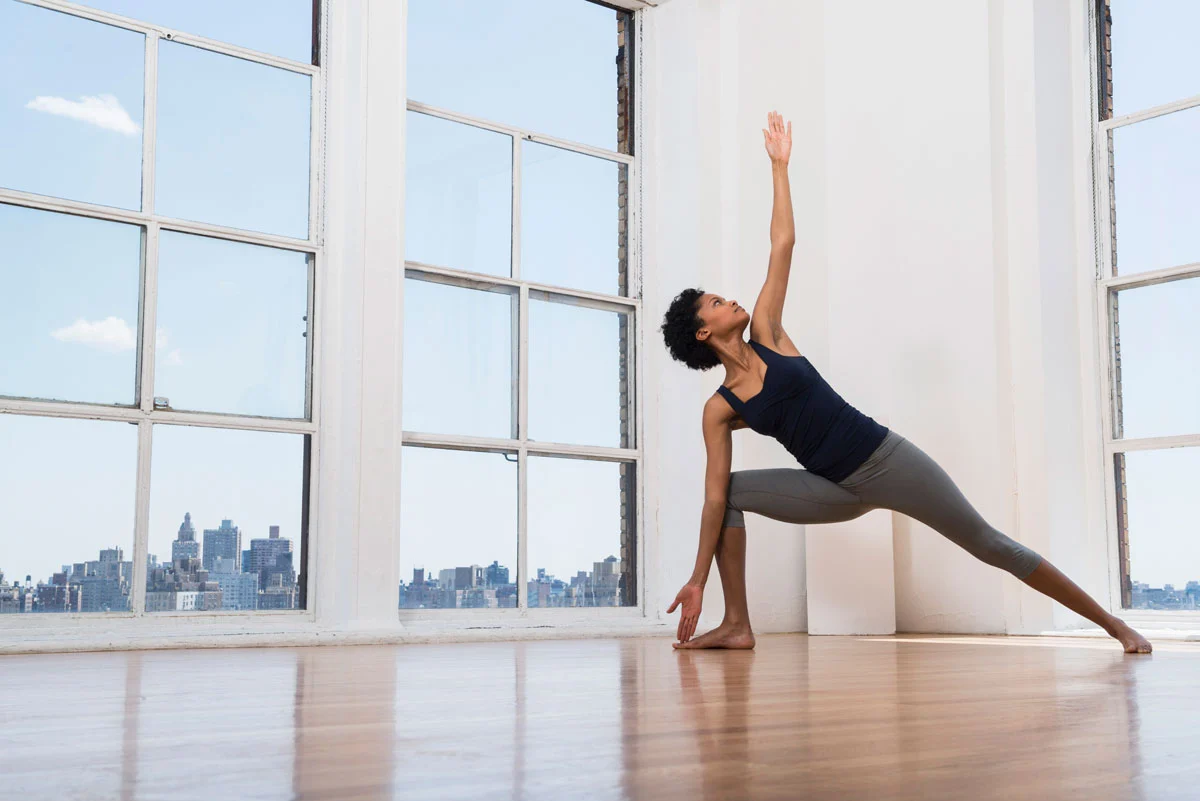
[
  {"x1": 1112, "y1": 622, "x2": 1153, "y2": 654},
  {"x1": 674, "y1": 622, "x2": 756, "y2": 650}
]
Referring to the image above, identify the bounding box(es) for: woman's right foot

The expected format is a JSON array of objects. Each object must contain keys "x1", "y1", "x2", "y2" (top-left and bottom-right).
[{"x1": 674, "y1": 622, "x2": 756, "y2": 650}]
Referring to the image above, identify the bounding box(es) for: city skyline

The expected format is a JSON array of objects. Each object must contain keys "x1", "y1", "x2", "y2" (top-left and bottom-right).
[
  {"x1": 0, "y1": 512, "x2": 299, "y2": 613},
  {"x1": 398, "y1": 554, "x2": 631, "y2": 610}
]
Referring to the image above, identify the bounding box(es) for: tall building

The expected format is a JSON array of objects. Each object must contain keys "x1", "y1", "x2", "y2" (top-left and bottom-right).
[
  {"x1": 148, "y1": 522, "x2": 223, "y2": 611},
  {"x1": 399, "y1": 567, "x2": 440, "y2": 609},
  {"x1": 0, "y1": 569, "x2": 25, "y2": 614},
  {"x1": 203, "y1": 519, "x2": 242, "y2": 572},
  {"x1": 34, "y1": 572, "x2": 82, "y2": 613},
  {"x1": 246, "y1": 526, "x2": 298, "y2": 610},
  {"x1": 485, "y1": 561, "x2": 510, "y2": 586},
  {"x1": 245, "y1": 525, "x2": 293, "y2": 574},
  {"x1": 145, "y1": 557, "x2": 223, "y2": 612},
  {"x1": 210, "y1": 555, "x2": 258, "y2": 611},
  {"x1": 70, "y1": 546, "x2": 133, "y2": 613},
  {"x1": 172, "y1": 513, "x2": 200, "y2": 565}
]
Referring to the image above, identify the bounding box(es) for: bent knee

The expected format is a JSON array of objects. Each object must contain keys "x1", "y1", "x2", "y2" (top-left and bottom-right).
[{"x1": 723, "y1": 472, "x2": 750, "y2": 527}]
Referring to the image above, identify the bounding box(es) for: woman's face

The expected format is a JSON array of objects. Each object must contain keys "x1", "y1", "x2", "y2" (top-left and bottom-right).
[{"x1": 694, "y1": 292, "x2": 749, "y2": 343}]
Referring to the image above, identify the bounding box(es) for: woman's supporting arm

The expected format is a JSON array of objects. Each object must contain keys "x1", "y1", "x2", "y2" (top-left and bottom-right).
[{"x1": 668, "y1": 397, "x2": 735, "y2": 643}]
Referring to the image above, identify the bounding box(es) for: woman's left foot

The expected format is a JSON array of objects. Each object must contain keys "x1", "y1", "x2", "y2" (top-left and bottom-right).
[
  {"x1": 674, "y1": 622, "x2": 756, "y2": 650},
  {"x1": 1113, "y1": 622, "x2": 1153, "y2": 654}
]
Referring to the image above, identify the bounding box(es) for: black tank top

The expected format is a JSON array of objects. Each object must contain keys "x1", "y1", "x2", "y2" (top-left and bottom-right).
[{"x1": 716, "y1": 339, "x2": 889, "y2": 483}]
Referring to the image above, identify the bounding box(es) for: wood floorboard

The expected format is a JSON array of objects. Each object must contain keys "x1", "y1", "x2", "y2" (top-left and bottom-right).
[{"x1": 1, "y1": 634, "x2": 1197, "y2": 800}]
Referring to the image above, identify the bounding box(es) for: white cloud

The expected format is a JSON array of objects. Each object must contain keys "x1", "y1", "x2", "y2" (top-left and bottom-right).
[
  {"x1": 51, "y1": 317, "x2": 136, "y2": 352},
  {"x1": 154, "y1": 329, "x2": 183, "y2": 366},
  {"x1": 25, "y1": 93, "x2": 140, "y2": 136}
]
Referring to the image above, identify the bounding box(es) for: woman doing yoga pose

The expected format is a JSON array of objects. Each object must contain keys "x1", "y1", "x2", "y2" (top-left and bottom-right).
[{"x1": 661, "y1": 111, "x2": 1151, "y2": 654}]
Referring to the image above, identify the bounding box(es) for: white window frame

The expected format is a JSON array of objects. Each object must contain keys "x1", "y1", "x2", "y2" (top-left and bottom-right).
[
  {"x1": 0, "y1": 0, "x2": 327, "y2": 621},
  {"x1": 1089, "y1": 0, "x2": 1200, "y2": 623},
  {"x1": 400, "y1": 10, "x2": 646, "y2": 621},
  {"x1": 0, "y1": 0, "x2": 671, "y2": 651}
]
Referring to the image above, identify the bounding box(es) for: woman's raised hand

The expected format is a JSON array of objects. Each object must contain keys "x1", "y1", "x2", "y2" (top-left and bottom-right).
[{"x1": 763, "y1": 110, "x2": 792, "y2": 165}]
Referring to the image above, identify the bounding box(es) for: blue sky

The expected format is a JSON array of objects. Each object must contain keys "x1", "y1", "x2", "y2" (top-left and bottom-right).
[{"x1": 1, "y1": 0, "x2": 1196, "y2": 596}]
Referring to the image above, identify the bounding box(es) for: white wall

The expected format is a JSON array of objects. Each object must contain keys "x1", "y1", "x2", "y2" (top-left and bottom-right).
[{"x1": 645, "y1": 0, "x2": 1108, "y2": 635}]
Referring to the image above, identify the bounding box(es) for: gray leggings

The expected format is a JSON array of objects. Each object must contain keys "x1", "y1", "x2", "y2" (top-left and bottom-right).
[{"x1": 723, "y1": 430, "x2": 1043, "y2": 579}]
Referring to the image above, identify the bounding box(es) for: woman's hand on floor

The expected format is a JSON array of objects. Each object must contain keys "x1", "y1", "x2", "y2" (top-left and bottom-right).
[{"x1": 668, "y1": 583, "x2": 704, "y2": 644}]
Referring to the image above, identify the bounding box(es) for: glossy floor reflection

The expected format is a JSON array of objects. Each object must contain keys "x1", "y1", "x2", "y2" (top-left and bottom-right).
[{"x1": 2, "y1": 634, "x2": 1198, "y2": 800}]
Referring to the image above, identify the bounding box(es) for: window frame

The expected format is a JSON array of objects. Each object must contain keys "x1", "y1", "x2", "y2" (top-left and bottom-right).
[
  {"x1": 0, "y1": 0, "x2": 327, "y2": 618},
  {"x1": 1091, "y1": 0, "x2": 1200, "y2": 615},
  {"x1": 400, "y1": 5, "x2": 645, "y2": 619}
]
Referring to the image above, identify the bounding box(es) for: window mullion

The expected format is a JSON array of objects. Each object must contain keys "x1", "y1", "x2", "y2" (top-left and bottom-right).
[
  {"x1": 141, "y1": 33, "x2": 159, "y2": 217},
  {"x1": 517, "y1": 284, "x2": 530, "y2": 612},
  {"x1": 511, "y1": 135, "x2": 522, "y2": 281},
  {"x1": 130, "y1": 419, "x2": 153, "y2": 615},
  {"x1": 139, "y1": 224, "x2": 160, "y2": 414}
]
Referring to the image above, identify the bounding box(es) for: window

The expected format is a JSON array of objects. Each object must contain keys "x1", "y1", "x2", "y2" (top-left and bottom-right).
[
  {"x1": 0, "y1": 0, "x2": 322, "y2": 616},
  {"x1": 1096, "y1": 0, "x2": 1200, "y2": 611},
  {"x1": 401, "y1": 0, "x2": 638, "y2": 611}
]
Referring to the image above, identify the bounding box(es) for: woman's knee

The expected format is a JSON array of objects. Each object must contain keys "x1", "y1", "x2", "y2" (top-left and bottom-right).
[
  {"x1": 723, "y1": 472, "x2": 749, "y2": 528},
  {"x1": 969, "y1": 527, "x2": 1040, "y2": 577}
]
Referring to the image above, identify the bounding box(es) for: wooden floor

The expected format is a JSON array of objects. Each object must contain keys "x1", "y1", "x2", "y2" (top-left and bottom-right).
[{"x1": 2, "y1": 634, "x2": 1198, "y2": 800}]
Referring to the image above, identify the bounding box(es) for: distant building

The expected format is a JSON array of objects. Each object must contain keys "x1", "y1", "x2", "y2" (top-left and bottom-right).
[
  {"x1": 530, "y1": 556, "x2": 622, "y2": 608},
  {"x1": 70, "y1": 547, "x2": 132, "y2": 613},
  {"x1": 203, "y1": 519, "x2": 242, "y2": 572},
  {"x1": 147, "y1": 518, "x2": 224, "y2": 611},
  {"x1": 34, "y1": 572, "x2": 82, "y2": 613},
  {"x1": 486, "y1": 561, "x2": 510, "y2": 586},
  {"x1": 172, "y1": 513, "x2": 200, "y2": 564},
  {"x1": 1131, "y1": 580, "x2": 1199, "y2": 611},
  {"x1": 246, "y1": 526, "x2": 298, "y2": 610},
  {"x1": 210, "y1": 556, "x2": 258, "y2": 611}
]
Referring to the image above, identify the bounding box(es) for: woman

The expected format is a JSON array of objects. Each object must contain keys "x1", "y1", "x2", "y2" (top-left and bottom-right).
[{"x1": 661, "y1": 111, "x2": 1152, "y2": 654}]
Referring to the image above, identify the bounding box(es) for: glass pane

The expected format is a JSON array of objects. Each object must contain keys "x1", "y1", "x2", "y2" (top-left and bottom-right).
[
  {"x1": 529, "y1": 298, "x2": 629, "y2": 448},
  {"x1": 405, "y1": 112, "x2": 511, "y2": 275},
  {"x1": 77, "y1": 0, "x2": 314, "y2": 64},
  {"x1": 1112, "y1": 277, "x2": 1200, "y2": 439},
  {"x1": 1111, "y1": 0, "x2": 1200, "y2": 116},
  {"x1": 408, "y1": 0, "x2": 628, "y2": 151},
  {"x1": 1120, "y1": 447, "x2": 1200, "y2": 609},
  {"x1": 1112, "y1": 107, "x2": 1200, "y2": 275},
  {"x1": 0, "y1": 2, "x2": 143, "y2": 209},
  {"x1": 147, "y1": 425, "x2": 305, "y2": 612},
  {"x1": 0, "y1": 204, "x2": 140, "y2": 405},
  {"x1": 402, "y1": 278, "x2": 513, "y2": 438},
  {"x1": 522, "y1": 142, "x2": 625, "y2": 296},
  {"x1": 399, "y1": 447, "x2": 517, "y2": 610},
  {"x1": 155, "y1": 231, "x2": 309, "y2": 419},
  {"x1": 528, "y1": 457, "x2": 635, "y2": 608},
  {"x1": 0, "y1": 415, "x2": 136, "y2": 614},
  {"x1": 156, "y1": 41, "x2": 311, "y2": 238}
]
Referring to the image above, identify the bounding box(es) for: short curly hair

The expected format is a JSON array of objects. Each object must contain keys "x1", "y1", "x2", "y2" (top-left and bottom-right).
[{"x1": 661, "y1": 288, "x2": 720, "y2": 371}]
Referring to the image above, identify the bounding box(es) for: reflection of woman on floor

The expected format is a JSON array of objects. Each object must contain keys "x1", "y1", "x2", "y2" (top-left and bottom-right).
[
  {"x1": 662, "y1": 111, "x2": 1152, "y2": 655},
  {"x1": 676, "y1": 651, "x2": 754, "y2": 800}
]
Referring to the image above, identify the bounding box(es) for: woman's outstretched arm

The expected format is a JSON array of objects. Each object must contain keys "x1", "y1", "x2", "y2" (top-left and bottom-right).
[
  {"x1": 667, "y1": 396, "x2": 735, "y2": 643},
  {"x1": 750, "y1": 111, "x2": 798, "y2": 353}
]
